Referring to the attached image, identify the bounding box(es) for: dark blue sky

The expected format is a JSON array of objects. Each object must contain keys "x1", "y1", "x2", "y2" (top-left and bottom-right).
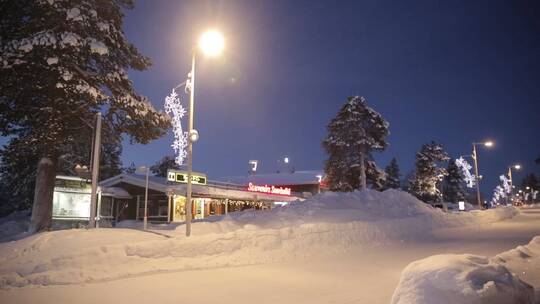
[{"x1": 122, "y1": 0, "x2": 540, "y2": 195}]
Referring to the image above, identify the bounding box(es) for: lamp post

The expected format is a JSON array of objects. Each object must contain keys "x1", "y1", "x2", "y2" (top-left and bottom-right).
[
  {"x1": 89, "y1": 112, "x2": 102, "y2": 228},
  {"x1": 136, "y1": 166, "x2": 150, "y2": 230},
  {"x1": 471, "y1": 141, "x2": 493, "y2": 209},
  {"x1": 507, "y1": 164, "x2": 521, "y2": 204},
  {"x1": 184, "y1": 30, "x2": 224, "y2": 237}
]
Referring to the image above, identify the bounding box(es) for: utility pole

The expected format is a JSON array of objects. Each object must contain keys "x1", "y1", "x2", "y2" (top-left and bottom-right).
[
  {"x1": 185, "y1": 51, "x2": 196, "y2": 237},
  {"x1": 472, "y1": 144, "x2": 481, "y2": 209},
  {"x1": 89, "y1": 112, "x2": 102, "y2": 228}
]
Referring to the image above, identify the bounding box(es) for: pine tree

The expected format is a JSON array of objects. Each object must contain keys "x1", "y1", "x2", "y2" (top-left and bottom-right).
[
  {"x1": 322, "y1": 96, "x2": 389, "y2": 191},
  {"x1": 150, "y1": 156, "x2": 182, "y2": 177},
  {"x1": 384, "y1": 158, "x2": 401, "y2": 190},
  {"x1": 443, "y1": 159, "x2": 467, "y2": 203},
  {"x1": 409, "y1": 141, "x2": 450, "y2": 203},
  {"x1": 0, "y1": 129, "x2": 123, "y2": 215},
  {"x1": 0, "y1": 0, "x2": 170, "y2": 232}
]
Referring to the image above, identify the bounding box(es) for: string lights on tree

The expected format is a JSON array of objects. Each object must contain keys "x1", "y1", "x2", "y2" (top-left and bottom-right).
[
  {"x1": 455, "y1": 157, "x2": 475, "y2": 188},
  {"x1": 500, "y1": 174, "x2": 511, "y2": 194}
]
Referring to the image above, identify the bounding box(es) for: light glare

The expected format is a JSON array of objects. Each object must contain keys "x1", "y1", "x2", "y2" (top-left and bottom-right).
[
  {"x1": 199, "y1": 30, "x2": 224, "y2": 57},
  {"x1": 484, "y1": 141, "x2": 493, "y2": 147}
]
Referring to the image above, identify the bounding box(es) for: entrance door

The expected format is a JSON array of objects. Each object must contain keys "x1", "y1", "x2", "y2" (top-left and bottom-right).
[{"x1": 173, "y1": 196, "x2": 186, "y2": 222}]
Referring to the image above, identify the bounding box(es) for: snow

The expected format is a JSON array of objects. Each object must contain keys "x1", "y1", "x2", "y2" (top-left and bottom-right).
[
  {"x1": 46, "y1": 57, "x2": 58, "y2": 65},
  {"x1": 66, "y1": 8, "x2": 82, "y2": 21},
  {"x1": 0, "y1": 190, "x2": 519, "y2": 288},
  {"x1": 88, "y1": 40, "x2": 108, "y2": 55},
  {"x1": 60, "y1": 32, "x2": 80, "y2": 47},
  {"x1": 97, "y1": 22, "x2": 110, "y2": 32},
  {"x1": 391, "y1": 253, "x2": 535, "y2": 304}
]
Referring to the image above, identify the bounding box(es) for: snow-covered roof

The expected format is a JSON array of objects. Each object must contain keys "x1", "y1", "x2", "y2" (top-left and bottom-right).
[
  {"x1": 100, "y1": 187, "x2": 132, "y2": 199},
  {"x1": 216, "y1": 170, "x2": 325, "y2": 186},
  {"x1": 99, "y1": 174, "x2": 300, "y2": 202}
]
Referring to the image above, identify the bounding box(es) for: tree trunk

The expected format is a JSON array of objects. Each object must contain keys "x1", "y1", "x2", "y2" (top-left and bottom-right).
[
  {"x1": 29, "y1": 157, "x2": 57, "y2": 233},
  {"x1": 359, "y1": 152, "x2": 366, "y2": 191}
]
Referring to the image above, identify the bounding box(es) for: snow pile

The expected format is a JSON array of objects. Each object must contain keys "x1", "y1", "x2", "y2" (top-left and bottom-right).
[
  {"x1": 392, "y1": 236, "x2": 540, "y2": 304},
  {"x1": 189, "y1": 190, "x2": 515, "y2": 234},
  {"x1": 0, "y1": 190, "x2": 518, "y2": 287},
  {"x1": 391, "y1": 254, "x2": 535, "y2": 304},
  {"x1": 494, "y1": 236, "x2": 540, "y2": 293}
]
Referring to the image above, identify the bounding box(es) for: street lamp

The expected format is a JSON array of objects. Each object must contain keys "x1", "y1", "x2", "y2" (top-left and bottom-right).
[
  {"x1": 471, "y1": 141, "x2": 493, "y2": 209},
  {"x1": 184, "y1": 30, "x2": 225, "y2": 237},
  {"x1": 136, "y1": 166, "x2": 150, "y2": 230},
  {"x1": 507, "y1": 164, "x2": 521, "y2": 203}
]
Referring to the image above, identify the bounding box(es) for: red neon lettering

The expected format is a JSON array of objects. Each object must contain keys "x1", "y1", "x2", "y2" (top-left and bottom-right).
[{"x1": 247, "y1": 182, "x2": 291, "y2": 196}]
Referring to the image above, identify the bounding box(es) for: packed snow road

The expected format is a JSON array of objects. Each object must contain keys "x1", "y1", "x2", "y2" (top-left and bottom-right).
[{"x1": 1, "y1": 191, "x2": 539, "y2": 303}]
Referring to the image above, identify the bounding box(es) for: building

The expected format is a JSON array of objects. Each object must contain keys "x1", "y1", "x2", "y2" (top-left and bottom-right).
[
  {"x1": 52, "y1": 175, "x2": 132, "y2": 227},
  {"x1": 97, "y1": 172, "x2": 300, "y2": 224}
]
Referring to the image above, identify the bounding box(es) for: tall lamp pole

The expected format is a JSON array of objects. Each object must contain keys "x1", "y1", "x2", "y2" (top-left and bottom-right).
[
  {"x1": 507, "y1": 164, "x2": 521, "y2": 204},
  {"x1": 89, "y1": 112, "x2": 102, "y2": 228},
  {"x1": 472, "y1": 141, "x2": 493, "y2": 209},
  {"x1": 184, "y1": 30, "x2": 224, "y2": 237}
]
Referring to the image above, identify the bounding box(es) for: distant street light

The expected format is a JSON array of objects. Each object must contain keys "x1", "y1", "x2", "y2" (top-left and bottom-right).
[
  {"x1": 471, "y1": 141, "x2": 493, "y2": 209},
  {"x1": 136, "y1": 165, "x2": 150, "y2": 230}
]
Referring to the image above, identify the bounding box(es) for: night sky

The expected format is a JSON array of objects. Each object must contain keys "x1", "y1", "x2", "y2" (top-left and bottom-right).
[{"x1": 121, "y1": 0, "x2": 540, "y2": 195}]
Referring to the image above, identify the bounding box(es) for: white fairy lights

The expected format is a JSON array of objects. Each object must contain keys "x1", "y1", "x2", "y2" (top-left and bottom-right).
[
  {"x1": 164, "y1": 89, "x2": 188, "y2": 165},
  {"x1": 455, "y1": 157, "x2": 475, "y2": 188}
]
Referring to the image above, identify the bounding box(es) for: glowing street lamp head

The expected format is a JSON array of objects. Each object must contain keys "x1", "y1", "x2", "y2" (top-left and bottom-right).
[
  {"x1": 484, "y1": 141, "x2": 493, "y2": 147},
  {"x1": 198, "y1": 30, "x2": 224, "y2": 57},
  {"x1": 514, "y1": 164, "x2": 521, "y2": 170}
]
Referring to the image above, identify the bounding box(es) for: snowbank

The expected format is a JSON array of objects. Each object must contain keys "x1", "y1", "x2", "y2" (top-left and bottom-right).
[
  {"x1": 391, "y1": 236, "x2": 540, "y2": 304},
  {"x1": 0, "y1": 190, "x2": 518, "y2": 288}
]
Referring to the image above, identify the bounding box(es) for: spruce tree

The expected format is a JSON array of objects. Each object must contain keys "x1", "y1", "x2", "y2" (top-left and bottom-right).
[
  {"x1": 0, "y1": 127, "x2": 123, "y2": 215},
  {"x1": 384, "y1": 158, "x2": 401, "y2": 189},
  {"x1": 322, "y1": 96, "x2": 389, "y2": 191},
  {"x1": 409, "y1": 141, "x2": 449, "y2": 203},
  {"x1": 0, "y1": 0, "x2": 170, "y2": 231},
  {"x1": 151, "y1": 156, "x2": 182, "y2": 177},
  {"x1": 443, "y1": 159, "x2": 467, "y2": 203}
]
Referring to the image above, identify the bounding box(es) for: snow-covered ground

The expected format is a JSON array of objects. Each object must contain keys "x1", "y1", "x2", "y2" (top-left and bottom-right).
[{"x1": 1, "y1": 190, "x2": 539, "y2": 303}]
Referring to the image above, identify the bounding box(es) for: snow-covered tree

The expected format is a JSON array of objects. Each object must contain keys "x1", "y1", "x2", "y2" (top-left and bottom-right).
[
  {"x1": 0, "y1": 127, "x2": 123, "y2": 216},
  {"x1": 323, "y1": 96, "x2": 389, "y2": 191},
  {"x1": 443, "y1": 159, "x2": 467, "y2": 203},
  {"x1": 383, "y1": 158, "x2": 401, "y2": 190},
  {"x1": 150, "y1": 155, "x2": 182, "y2": 177},
  {"x1": 408, "y1": 141, "x2": 450, "y2": 203},
  {"x1": 124, "y1": 162, "x2": 137, "y2": 174},
  {"x1": 0, "y1": 0, "x2": 170, "y2": 232}
]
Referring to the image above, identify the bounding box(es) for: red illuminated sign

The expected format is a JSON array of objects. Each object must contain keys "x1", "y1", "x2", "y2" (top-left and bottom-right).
[{"x1": 247, "y1": 182, "x2": 292, "y2": 196}]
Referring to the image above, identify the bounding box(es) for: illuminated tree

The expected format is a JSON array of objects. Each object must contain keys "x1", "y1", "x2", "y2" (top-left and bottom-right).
[{"x1": 409, "y1": 141, "x2": 449, "y2": 203}]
